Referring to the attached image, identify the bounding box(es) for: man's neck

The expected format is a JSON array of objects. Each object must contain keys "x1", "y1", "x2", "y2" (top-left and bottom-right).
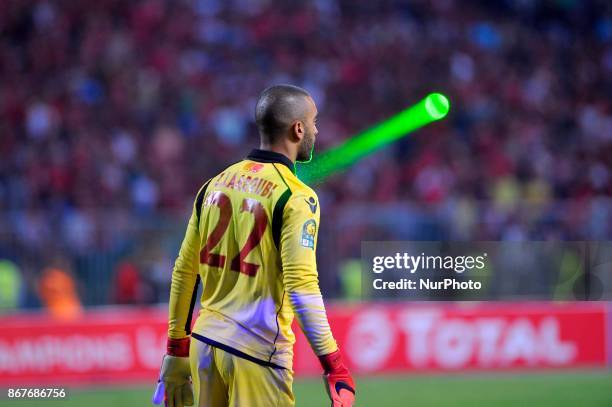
[{"x1": 259, "y1": 143, "x2": 296, "y2": 163}]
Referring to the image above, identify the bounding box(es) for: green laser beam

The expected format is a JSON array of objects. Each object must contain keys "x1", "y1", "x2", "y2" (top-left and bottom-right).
[{"x1": 296, "y1": 93, "x2": 450, "y2": 185}]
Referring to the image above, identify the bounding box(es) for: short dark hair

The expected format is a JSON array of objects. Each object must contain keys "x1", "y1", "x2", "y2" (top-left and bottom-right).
[{"x1": 255, "y1": 84, "x2": 311, "y2": 143}]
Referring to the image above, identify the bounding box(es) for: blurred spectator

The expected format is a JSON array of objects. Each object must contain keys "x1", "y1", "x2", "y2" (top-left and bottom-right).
[
  {"x1": 38, "y1": 267, "x2": 83, "y2": 320},
  {"x1": 0, "y1": 260, "x2": 22, "y2": 311},
  {"x1": 112, "y1": 260, "x2": 144, "y2": 304}
]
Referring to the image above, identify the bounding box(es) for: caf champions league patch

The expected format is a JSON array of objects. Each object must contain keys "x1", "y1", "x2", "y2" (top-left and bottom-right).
[{"x1": 301, "y1": 219, "x2": 317, "y2": 249}]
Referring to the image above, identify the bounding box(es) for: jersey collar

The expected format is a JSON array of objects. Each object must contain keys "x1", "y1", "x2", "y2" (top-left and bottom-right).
[{"x1": 247, "y1": 149, "x2": 295, "y2": 173}]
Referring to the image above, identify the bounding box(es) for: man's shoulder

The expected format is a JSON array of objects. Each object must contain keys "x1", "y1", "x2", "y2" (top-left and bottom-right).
[
  {"x1": 272, "y1": 165, "x2": 313, "y2": 195},
  {"x1": 282, "y1": 175, "x2": 319, "y2": 217},
  {"x1": 284, "y1": 174, "x2": 318, "y2": 206}
]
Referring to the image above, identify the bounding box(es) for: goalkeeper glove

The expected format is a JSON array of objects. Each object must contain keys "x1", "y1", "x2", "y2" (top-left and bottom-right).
[
  {"x1": 319, "y1": 349, "x2": 355, "y2": 407},
  {"x1": 152, "y1": 337, "x2": 194, "y2": 407}
]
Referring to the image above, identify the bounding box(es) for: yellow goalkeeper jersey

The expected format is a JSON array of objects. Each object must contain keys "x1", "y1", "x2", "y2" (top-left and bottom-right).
[{"x1": 168, "y1": 149, "x2": 337, "y2": 370}]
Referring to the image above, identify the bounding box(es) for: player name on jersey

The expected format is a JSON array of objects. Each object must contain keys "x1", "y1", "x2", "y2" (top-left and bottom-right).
[{"x1": 214, "y1": 171, "x2": 279, "y2": 198}]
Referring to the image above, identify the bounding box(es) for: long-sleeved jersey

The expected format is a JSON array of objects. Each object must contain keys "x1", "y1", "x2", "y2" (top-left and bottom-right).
[{"x1": 168, "y1": 149, "x2": 337, "y2": 370}]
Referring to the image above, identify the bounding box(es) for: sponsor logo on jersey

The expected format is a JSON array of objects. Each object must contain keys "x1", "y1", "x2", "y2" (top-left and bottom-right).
[
  {"x1": 244, "y1": 162, "x2": 264, "y2": 173},
  {"x1": 305, "y1": 196, "x2": 317, "y2": 214},
  {"x1": 301, "y1": 219, "x2": 317, "y2": 249}
]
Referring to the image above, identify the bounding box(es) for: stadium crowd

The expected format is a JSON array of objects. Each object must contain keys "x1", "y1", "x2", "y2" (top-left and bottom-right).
[{"x1": 0, "y1": 0, "x2": 610, "y2": 309}]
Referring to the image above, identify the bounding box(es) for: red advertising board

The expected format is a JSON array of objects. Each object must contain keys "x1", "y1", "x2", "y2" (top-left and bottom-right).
[
  {"x1": 0, "y1": 303, "x2": 607, "y2": 385},
  {"x1": 0, "y1": 307, "x2": 167, "y2": 385},
  {"x1": 609, "y1": 302, "x2": 612, "y2": 367},
  {"x1": 294, "y1": 302, "x2": 608, "y2": 374}
]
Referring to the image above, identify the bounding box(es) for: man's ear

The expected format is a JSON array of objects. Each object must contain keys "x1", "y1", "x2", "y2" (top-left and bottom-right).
[{"x1": 291, "y1": 121, "x2": 304, "y2": 141}]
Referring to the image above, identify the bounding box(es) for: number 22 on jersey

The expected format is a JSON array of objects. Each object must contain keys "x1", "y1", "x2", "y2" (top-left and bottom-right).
[{"x1": 199, "y1": 190, "x2": 267, "y2": 277}]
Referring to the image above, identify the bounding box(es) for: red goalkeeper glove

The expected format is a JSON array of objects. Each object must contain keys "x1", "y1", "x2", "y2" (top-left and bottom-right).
[{"x1": 319, "y1": 349, "x2": 356, "y2": 407}]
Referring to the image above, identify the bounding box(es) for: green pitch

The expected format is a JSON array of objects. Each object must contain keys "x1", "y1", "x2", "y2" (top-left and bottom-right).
[{"x1": 4, "y1": 372, "x2": 611, "y2": 407}]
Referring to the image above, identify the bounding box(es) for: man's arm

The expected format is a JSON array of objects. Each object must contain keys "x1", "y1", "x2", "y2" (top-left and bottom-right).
[
  {"x1": 280, "y1": 192, "x2": 355, "y2": 406},
  {"x1": 168, "y1": 199, "x2": 200, "y2": 344},
  {"x1": 280, "y1": 192, "x2": 336, "y2": 355},
  {"x1": 152, "y1": 184, "x2": 207, "y2": 407},
  {"x1": 168, "y1": 181, "x2": 209, "y2": 344}
]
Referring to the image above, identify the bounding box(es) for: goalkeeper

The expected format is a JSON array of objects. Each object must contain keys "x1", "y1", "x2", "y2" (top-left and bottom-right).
[{"x1": 154, "y1": 84, "x2": 355, "y2": 407}]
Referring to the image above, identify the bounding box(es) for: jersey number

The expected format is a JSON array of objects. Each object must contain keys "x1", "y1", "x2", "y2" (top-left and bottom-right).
[{"x1": 199, "y1": 191, "x2": 267, "y2": 276}]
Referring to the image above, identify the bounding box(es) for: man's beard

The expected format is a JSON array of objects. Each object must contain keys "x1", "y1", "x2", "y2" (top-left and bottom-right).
[{"x1": 297, "y1": 130, "x2": 315, "y2": 162}]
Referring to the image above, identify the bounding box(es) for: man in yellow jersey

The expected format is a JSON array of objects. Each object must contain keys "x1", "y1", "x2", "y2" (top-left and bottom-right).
[{"x1": 153, "y1": 84, "x2": 355, "y2": 407}]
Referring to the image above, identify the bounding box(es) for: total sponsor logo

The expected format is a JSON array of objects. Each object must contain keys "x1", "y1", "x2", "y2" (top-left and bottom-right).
[{"x1": 344, "y1": 309, "x2": 583, "y2": 371}]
